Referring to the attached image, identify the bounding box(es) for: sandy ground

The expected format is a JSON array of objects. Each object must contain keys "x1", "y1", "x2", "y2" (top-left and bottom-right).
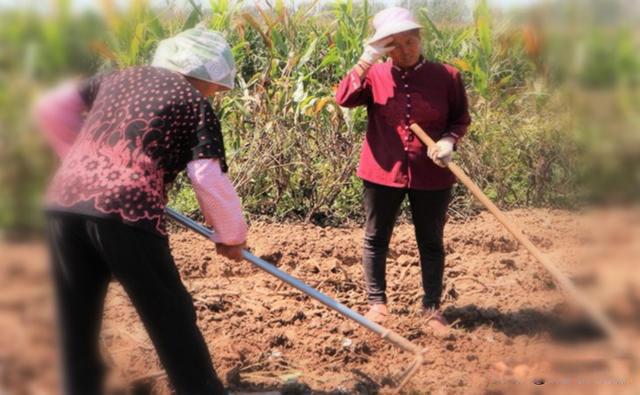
[{"x1": 1, "y1": 207, "x2": 639, "y2": 394}]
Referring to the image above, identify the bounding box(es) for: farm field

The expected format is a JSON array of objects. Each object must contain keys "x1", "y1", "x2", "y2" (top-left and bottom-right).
[
  {"x1": 1, "y1": 207, "x2": 638, "y2": 394},
  {"x1": 1, "y1": 0, "x2": 639, "y2": 393}
]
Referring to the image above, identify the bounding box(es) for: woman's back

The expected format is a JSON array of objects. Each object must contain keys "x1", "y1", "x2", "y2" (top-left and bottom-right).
[{"x1": 47, "y1": 66, "x2": 226, "y2": 234}]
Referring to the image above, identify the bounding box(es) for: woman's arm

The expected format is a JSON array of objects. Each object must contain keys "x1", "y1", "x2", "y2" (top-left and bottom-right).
[
  {"x1": 428, "y1": 68, "x2": 472, "y2": 168},
  {"x1": 335, "y1": 37, "x2": 394, "y2": 108},
  {"x1": 442, "y1": 69, "x2": 471, "y2": 143},
  {"x1": 334, "y1": 66, "x2": 374, "y2": 108},
  {"x1": 187, "y1": 158, "x2": 248, "y2": 247},
  {"x1": 33, "y1": 81, "x2": 87, "y2": 159}
]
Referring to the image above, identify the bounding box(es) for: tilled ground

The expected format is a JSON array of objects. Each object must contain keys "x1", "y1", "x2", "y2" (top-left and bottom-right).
[{"x1": 1, "y1": 208, "x2": 639, "y2": 394}]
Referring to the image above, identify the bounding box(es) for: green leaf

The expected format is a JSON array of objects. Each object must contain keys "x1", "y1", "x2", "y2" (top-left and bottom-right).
[
  {"x1": 183, "y1": 7, "x2": 201, "y2": 30},
  {"x1": 419, "y1": 8, "x2": 442, "y2": 40},
  {"x1": 297, "y1": 37, "x2": 318, "y2": 70}
]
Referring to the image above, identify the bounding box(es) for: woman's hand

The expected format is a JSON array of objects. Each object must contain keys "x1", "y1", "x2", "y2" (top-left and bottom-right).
[
  {"x1": 427, "y1": 137, "x2": 456, "y2": 168},
  {"x1": 215, "y1": 242, "x2": 246, "y2": 261},
  {"x1": 359, "y1": 37, "x2": 395, "y2": 66}
]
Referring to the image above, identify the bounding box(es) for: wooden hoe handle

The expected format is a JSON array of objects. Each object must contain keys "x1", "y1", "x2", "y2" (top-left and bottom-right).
[{"x1": 409, "y1": 123, "x2": 626, "y2": 352}]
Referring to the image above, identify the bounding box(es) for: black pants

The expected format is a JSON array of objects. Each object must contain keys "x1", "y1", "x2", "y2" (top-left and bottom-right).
[
  {"x1": 362, "y1": 181, "x2": 452, "y2": 309},
  {"x1": 46, "y1": 213, "x2": 225, "y2": 395}
]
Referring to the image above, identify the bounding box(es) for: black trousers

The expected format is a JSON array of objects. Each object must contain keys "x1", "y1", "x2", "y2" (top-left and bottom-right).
[
  {"x1": 46, "y1": 213, "x2": 225, "y2": 395},
  {"x1": 362, "y1": 180, "x2": 452, "y2": 309}
]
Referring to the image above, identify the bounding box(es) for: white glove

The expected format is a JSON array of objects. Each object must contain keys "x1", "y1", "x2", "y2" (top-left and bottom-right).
[
  {"x1": 427, "y1": 137, "x2": 456, "y2": 168},
  {"x1": 359, "y1": 37, "x2": 394, "y2": 65}
]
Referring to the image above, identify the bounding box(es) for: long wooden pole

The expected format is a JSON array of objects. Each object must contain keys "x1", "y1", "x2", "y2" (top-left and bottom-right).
[{"x1": 409, "y1": 123, "x2": 626, "y2": 352}]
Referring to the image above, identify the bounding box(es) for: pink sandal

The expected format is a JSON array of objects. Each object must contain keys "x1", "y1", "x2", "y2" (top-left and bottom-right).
[
  {"x1": 364, "y1": 304, "x2": 389, "y2": 324},
  {"x1": 423, "y1": 307, "x2": 450, "y2": 335}
]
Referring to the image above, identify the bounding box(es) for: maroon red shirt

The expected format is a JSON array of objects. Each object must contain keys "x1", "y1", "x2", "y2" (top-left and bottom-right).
[
  {"x1": 46, "y1": 66, "x2": 227, "y2": 235},
  {"x1": 335, "y1": 57, "x2": 471, "y2": 190}
]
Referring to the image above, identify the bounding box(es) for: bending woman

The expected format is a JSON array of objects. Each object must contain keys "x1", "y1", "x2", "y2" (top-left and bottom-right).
[{"x1": 35, "y1": 27, "x2": 245, "y2": 394}]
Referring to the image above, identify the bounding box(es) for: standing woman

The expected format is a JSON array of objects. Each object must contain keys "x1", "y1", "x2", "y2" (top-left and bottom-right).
[
  {"x1": 35, "y1": 27, "x2": 247, "y2": 394},
  {"x1": 335, "y1": 7, "x2": 471, "y2": 331}
]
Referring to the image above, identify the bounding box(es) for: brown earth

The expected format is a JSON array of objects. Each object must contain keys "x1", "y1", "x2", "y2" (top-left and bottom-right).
[{"x1": 1, "y1": 208, "x2": 639, "y2": 394}]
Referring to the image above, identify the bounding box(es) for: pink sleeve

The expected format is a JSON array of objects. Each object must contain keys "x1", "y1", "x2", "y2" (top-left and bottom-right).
[
  {"x1": 187, "y1": 159, "x2": 248, "y2": 246},
  {"x1": 33, "y1": 81, "x2": 87, "y2": 159}
]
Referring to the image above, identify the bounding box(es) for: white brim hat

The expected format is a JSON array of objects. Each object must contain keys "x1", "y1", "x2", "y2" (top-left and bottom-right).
[
  {"x1": 365, "y1": 7, "x2": 423, "y2": 45},
  {"x1": 152, "y1": 25, "x2": 237, "y2": 90}
]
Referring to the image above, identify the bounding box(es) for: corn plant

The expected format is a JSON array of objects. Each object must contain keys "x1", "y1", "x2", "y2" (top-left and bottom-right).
[{"x1": 4, "y1": 0, "x2": 638, "y2": 232}]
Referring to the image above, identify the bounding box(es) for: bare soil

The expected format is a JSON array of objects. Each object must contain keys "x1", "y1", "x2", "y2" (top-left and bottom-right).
[{"x1": 1, "y1": 208, "x2": 639, "y2": 394}]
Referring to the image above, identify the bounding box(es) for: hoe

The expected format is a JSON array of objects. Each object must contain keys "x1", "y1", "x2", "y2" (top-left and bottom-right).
[{"x1": 166, "y1": 207, "x2": 427, "y2": 393}]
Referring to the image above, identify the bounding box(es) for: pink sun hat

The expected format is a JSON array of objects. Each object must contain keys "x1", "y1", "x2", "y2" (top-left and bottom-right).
[{"x1": 365, "y1": 7, "x2": 423, "y2": 45}]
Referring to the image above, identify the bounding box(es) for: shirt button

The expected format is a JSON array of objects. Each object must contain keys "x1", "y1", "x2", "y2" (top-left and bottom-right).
[
  {"x1": 407, "y1": 104, "x2": 411, "y2": 108},
  {"x1": 404, "y1": 84, "x2": 408, "y2": 88},
  {"x1": 406, "y1": 94, "x2": 410, "y2": 98},
  {"x1": 405, "y1": 114, "x2": 410, "y2": 118},
  {"x1": 404, "y1": 147, "x2": 409, "y2": 151}
]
